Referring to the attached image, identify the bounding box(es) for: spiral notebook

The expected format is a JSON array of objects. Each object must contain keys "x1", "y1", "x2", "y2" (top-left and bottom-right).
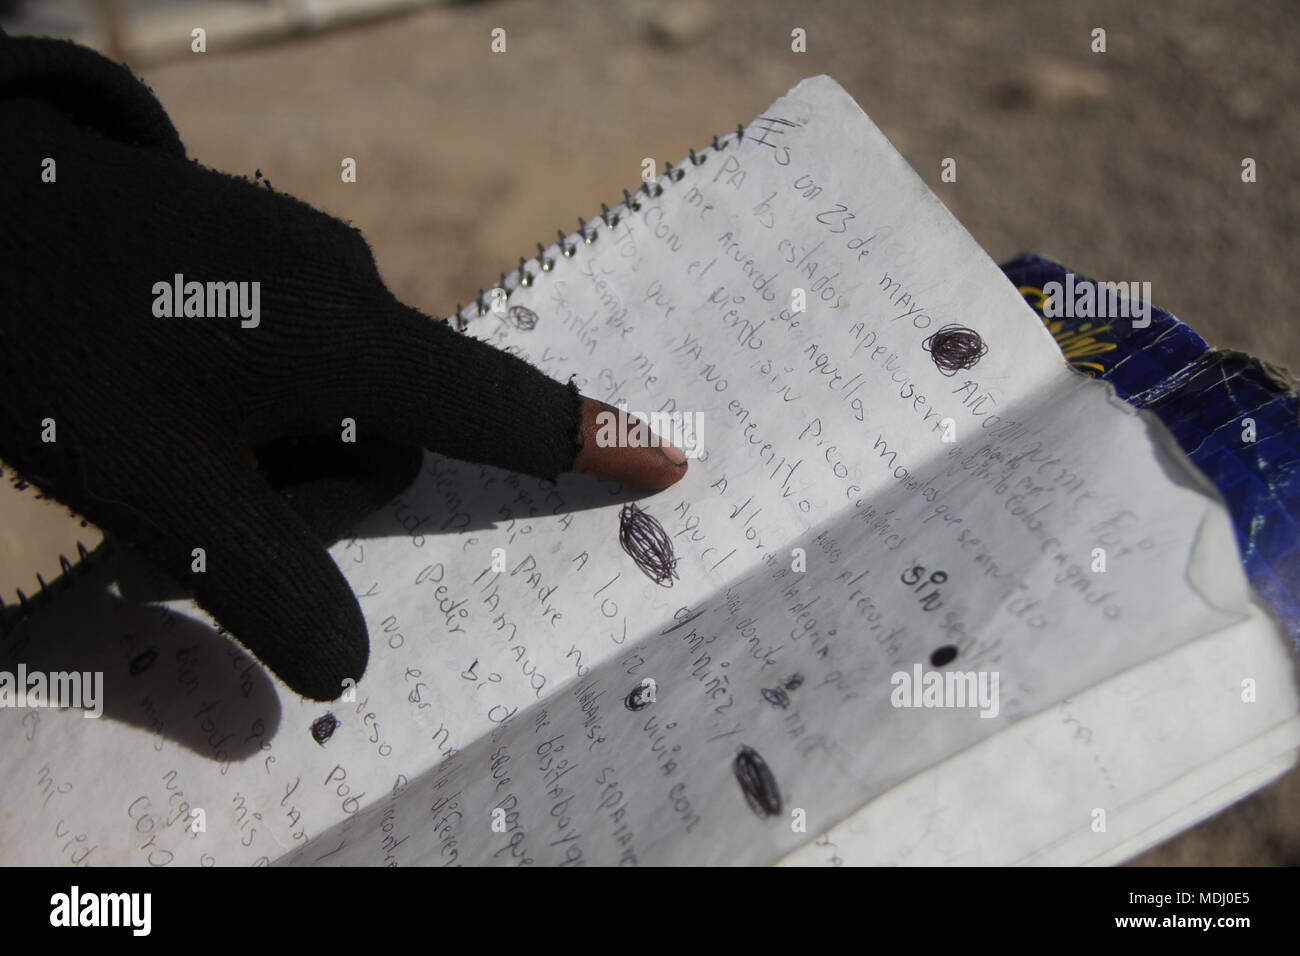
[{"x1": 2, "y1": 75, "x2": 1297, "y2": 867}]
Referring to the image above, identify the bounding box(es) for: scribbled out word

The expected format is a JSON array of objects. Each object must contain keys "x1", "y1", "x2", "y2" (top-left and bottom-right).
[
  {"x1": 733, "y1": 745, "x2": 782, "y2": 818},
  {"x1": 625, "y1": 677, "x2": 658, "y2": 711},
  {"x1": 618, "y1": 503, "x2": 678, "y2": 587},
  {"x1": 761, "y1": 686, "x2": 790, "y2": 709},
  {"x1": 128, "y1": 647, "x2": 158, "y2": 677},
  {"x1": 505, "y1": 305, "x2": 539, "y2": 331},
  {"x1": 930, "y1": 645, "x2": 959, "y2": 667},
  {"x1": 310, "y1": 713, "x2": 339, "y2": 746},
  {"x1": 922, "y1": 323, "x2": 987, "y2": 376},
  {"x1": 762, "y1": 672, "x2": 805, "y2": 708}
]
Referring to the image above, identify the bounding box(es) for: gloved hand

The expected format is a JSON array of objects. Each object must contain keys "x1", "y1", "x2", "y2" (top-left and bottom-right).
[{"x1": 0, "y1": 34, "x2": 685, "y2": 701}]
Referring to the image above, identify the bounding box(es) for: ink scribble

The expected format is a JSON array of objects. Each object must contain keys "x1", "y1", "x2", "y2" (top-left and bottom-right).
[
  {"x1": 310, "y1": 713, "x2": 339, "y2": 746},
  {"x1": 733, "y1": 745, "x2": 782, "y2": 818},
  {"x1": 922, "y1": 324, "x2": 987, "y2": 376},
  {"x1": 128, "y1": 647, "x2": 157, "y2": 677},
  {"x1": 619, "y1": 503, "x2": 678, "y2": 587},
  {"x1": 762, "y1": 672, "x2": 805, "y2": 707},
  {"x1": 506, "y1": 305, "x2": 539, "y2": 331},
  {"x1": 624, "y1": 677, "x2": 658, "y2": 711},
  {"x1": 761, "y1": 686, "x2": 790, "y2": 709},
  {"x1": 930, "y1": 644, "x2": 959, "y2": 667}
]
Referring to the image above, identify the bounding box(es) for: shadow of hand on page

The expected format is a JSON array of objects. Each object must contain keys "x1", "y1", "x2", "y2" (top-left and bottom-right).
[
  {"x1": 1, "y1": 548, "x2": 280, "y2": 764},
  {"x1": 0, "y1": 450, "x2": 665, "y2": 762}
]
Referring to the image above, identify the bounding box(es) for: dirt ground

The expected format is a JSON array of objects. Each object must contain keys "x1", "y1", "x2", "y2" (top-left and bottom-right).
[{"x1": 3, "y1": 0, "x2": 1298, "y2": 864}]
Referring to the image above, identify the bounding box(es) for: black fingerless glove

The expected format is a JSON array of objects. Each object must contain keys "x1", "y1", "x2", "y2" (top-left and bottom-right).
[{"x1": 0, "y1": 32, "x2": 583, "y2": 700}]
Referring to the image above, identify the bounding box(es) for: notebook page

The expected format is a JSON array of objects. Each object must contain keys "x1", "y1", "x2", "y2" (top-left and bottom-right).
[
  {"x1": 283, "y1": 76, "x2": 1270, "y2": 865},
  {"x1": 777, "y1": 598, "x2": 1300, "y2": 866},
  {"x1": 0, "y1": 76, "x2": 1275, "y2": 866}
]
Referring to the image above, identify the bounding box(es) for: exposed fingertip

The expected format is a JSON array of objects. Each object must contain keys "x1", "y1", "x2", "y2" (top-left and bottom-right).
[{"x1": 571, "y1": 397, "x2": 689, "y2": 489}]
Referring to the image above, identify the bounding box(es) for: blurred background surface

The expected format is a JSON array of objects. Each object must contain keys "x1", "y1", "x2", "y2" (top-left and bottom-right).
[{"x1": 2, "y1": 0, "x2": 1297, "y2": 864}]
